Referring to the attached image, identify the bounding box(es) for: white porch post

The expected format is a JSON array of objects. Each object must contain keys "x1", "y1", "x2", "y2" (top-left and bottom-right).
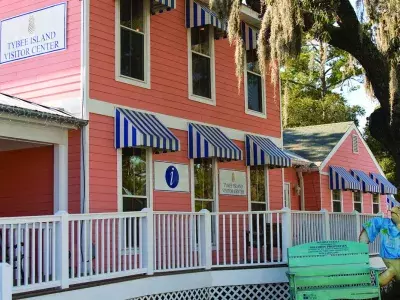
[
  {"x1": 321, "y1": 209, "x2": 331, "y2": 240},
  {"x1": 0, "y1": 263, "x2": 12, "y2": 300},
  {"x1": 54, "y1": 142, "x2": 68, "y2": 213},
  {"x1": 141, "y1": 208, "x2": 154, "y2": 275},
  {"x1": 199, "y1": 209, "x2": 212, "y2": 270},
  {"x1": 281, "y1": 207, "x2": 292, "y2": 263}
]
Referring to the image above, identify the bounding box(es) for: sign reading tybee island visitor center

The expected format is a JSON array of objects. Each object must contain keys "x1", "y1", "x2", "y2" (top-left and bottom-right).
[{"x1": 0, "y1": 3, "x2": 67, "y2": 64}]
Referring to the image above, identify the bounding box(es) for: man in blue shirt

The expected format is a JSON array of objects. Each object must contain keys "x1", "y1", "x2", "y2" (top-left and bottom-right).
[{"x1": 360, "y1": 206, "x2": 400, "y2": 286}]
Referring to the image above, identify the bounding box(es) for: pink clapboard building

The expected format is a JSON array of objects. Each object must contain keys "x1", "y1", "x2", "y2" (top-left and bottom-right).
[
  {"x1": 0, "y1": 0, "x2": 290, "y2": 217},
  {"x1": 283, "y1": 122, "x2": 397, "y2": 214}
]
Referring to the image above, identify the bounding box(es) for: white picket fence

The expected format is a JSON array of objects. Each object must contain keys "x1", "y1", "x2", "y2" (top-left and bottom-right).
[{"x1": 0, "y1": 209, "x2": 380, "y2": 294}]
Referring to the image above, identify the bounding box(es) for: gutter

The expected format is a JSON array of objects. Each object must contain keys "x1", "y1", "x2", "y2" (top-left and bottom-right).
[{"x1": 0, "y1": 103, "x2": 88, "y2": 128}]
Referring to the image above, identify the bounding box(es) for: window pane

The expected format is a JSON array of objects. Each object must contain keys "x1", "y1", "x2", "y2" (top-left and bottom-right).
[
  {"x1": 194, "y1": 158, "x2": 214, "y2": 200},
  {"x1": 246, "y1": 49, "x2": 260, "y2": 74},
  {"x1": 195, "y1": 200, "x2": 214, "y2": 212},
  {"x1": 122, "y1": 148, "x2": 147, "y2": 196},
  {"x1": 250, "y1": 166, "x2": 265, "y2": 203},
  {"x1": 123, "y1": 197, "x2": 147, "y2": 212},
  {"x1": 333, "y1": 201, "x2": 342, "y2": 212},
  {"x1": 353, "y1": 191, "x2": 361, "y2": 203},
  {"x1": 191, "y1": 27, "x2": 210, "y2": 56},
  {"x1": 354, "y1": 202, "x2": 362, "y2": 213},
  {"x1": 247, "y1": 72, "x2": 262, "y2": 113},
  {"x1": 332, "y1": 190, "x2": 341, "y2": 201},
  {"x1": 373, "y1": 194, "x2": 379, "y2": 204},
  {"x1": 251, "y1": 203, "x2": 266, "y2": 211},
  {"x1": 373, "y1": 204, "x2": 380, "y2": 214},
  {"x1": 120, "y1": 0, "x2": 144, "y2": 32},
  {"x1": 120, "y1": 28, "x2": 144, "y2": 81},
  {"x1": 192, "y1": 53, "x2": 211, "y2": 98}
]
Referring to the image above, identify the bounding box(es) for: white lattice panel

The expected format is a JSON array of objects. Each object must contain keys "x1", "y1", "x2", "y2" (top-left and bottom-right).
[{"x1": 131, "y1": 283, "x2": 290, "y2": 300}]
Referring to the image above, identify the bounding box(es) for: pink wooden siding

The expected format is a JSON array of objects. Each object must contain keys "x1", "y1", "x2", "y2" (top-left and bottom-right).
[
  {"x1": 0, "y1": 146, "x2": 54, "y2": 216},
  {"x1": 89, "y1": 0, "x2": 281, "y2": 138},
  {"x1": 0, "y1": 0, "x2": 81, "y2": 110},
  {"x1": 303, "y1": 172, "x2": 321, "y2": 211},
  {"x1": 320, "y1": 130, "x2": 386, "y2": 213},
  {"x1": 89, "y1": 114, "x2": 283, "y2": 213},
  {"x1": 284, "y1": 168, "x2": 301, "y2": 210},
  {"x1": 68, "y1": 130, "x2": 81, "y2": 213}
]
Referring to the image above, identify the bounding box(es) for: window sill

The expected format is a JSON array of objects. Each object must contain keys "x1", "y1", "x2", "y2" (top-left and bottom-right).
[
  {"x1": 116, "y1": 75, "x2": 151, "y2": 89},
  {"x1": 245, "y1": 109, "x2": 267, "y2": 119},
  {"x1": 189, "y1": 94, "x2": 216, "y2": 106}
]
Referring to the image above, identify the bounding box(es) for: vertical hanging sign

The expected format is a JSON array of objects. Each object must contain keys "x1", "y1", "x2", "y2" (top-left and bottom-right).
[{"x1": 0, "y1": 3, "x2": 67, "y2": 64}]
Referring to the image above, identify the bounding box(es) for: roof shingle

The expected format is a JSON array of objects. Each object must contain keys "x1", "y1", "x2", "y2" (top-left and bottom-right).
[{"x1": 283, "y1": 122, "x2": 353, "y2": 164}]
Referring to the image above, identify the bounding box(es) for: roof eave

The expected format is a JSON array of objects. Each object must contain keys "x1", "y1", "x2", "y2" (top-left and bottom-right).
[{"x1": 0, "y1": 104, "x2": 88, "y2": 129}]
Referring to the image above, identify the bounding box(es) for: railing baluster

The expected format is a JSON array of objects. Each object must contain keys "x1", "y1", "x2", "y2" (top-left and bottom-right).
[
  {"x1": 112, "y1": 218, "x2": 116, "y2": 273},
  {"x1": 236, "y1": 214, "x2": 239, "y2": 265},
  {"x1": 107, "y1": 219, "x2": 111, "y2": 274},
  {"x1": 24, "y1": 224, "x2": 29, "y2": 285},
  {"x1": 157, "y1": 215, "x2": 161, "y2": 270},
  {"x1": 162, "y1": 215, "x2": 166, "y2": 270},
  {"x1": 101, "y1": 219, "x2": 105, "y2": 274},
  {"x1": 96, "y1": 219, "x2": 99, "y2": 275},
  {"x1": 222, "y1": 214, "x2": 226, "y2": 266},
  {"x1": 52, "y1": 221, "x2": 56, "y2": 281},
  {"x1": 167, "y1": 215, "x2": 171, "y2": 270},
  {"x1": 185, "y1": 215, "x2": 189, "y2": 268},
  {"x1": 45, "y1": 222, "x2": 50, "y2": 282},
  {"x1": 180, "y1": 215, "x2": 184, "y2": 268},
  {"x1": 134, "y1": 216, "x2": 137, "y2": 270},
  {"x1": 17, "y1": 223, "x2": 21, "y2": 287},
  {"x1": 83, "y1": 220, "x2": 87, "y2": 277},
  {"x1": 263, "y1": 213, "x2": 267, "y2": 263},
  {"x1": 269, "y1": 213, "x2": 273, "y2": 263},
  {"x1": 256, "y1": 213, "x2": 260, "y2": 264},
  {"x1": 128, "y1": 217, "x2": 132, "y2": 271},
  {"x1": 277, "y1": 213, "x2": 281, "y2": 262},
  {"x1": 250, "y1": 214, "x2": 253, "y2": 264},
  {"x1": 31, "y1": 223, "x2": 36, "y2": 284},
  {"x1": 38, "y1": 223, "x2": 42, "y2": 284},
  {"x1": 243, "y1": 215, "x2": 246, "y2": 265},
  {"x1": 229, "y1": 214, "x2": 233, "y2": 265}
]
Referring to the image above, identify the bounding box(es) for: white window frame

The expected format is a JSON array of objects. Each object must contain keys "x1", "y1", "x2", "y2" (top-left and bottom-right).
[
  {"x1": 353, "y1": 191, "x2": 363, "y2": 213},
  {"x1": 352, "y1": 134, "x2": 359, "y2": 154},
  {"x1": 117, "y1": 147, "x2": 153, "y2": 212},
  {"x1": 372, "y1": 193, "x2": 380, "y2": 214},
  {"x1": 190, "y1": 158, "x2": 218, "y2": 212},
  {"x1": 283, "y1": 182, "x2": 291, "y2": 208},
  {"x1": 117, "y1": 147, "x2": 153, "y2": 253},
  {"x1": 331, "y1": 190, "x2": 343, "y2": 212},
  {"x1": 244, "y1": 50, "x2": 267, "y2": 118},
  {"x1": 247, "y1": 165, "x2": 269, "y2": 211},
  {"x1": 115, "y1": 0, "x2": 151, "y2": 89},
  {"x1": 187, "y1": 26, "x2": 216, "y2": 106}
]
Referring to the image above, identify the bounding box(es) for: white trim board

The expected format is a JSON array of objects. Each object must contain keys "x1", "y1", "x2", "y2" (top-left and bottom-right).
[
  {"x1": 25, "y1": 267, "x2": 288, "y2": 300},
  {"x1": 88, "y1": 98, "x2": 283, "y2": 146},
  {"x1": 318, "y1": 124, "x2": 384, "y2": 175},
  {"x1": 0, "y1": 118, "x2": 68, "y2": 145}
]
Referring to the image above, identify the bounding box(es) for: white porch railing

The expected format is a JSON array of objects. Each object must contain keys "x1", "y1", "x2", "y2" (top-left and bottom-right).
[{"x1": 0, "y1": 209, "x2": 381, "y2": 294}]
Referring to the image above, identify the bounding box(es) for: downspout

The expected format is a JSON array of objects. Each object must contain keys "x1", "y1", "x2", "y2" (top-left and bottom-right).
[
  {"x1": 297, "y1": 170, "x2": 305, "y2": 210},
  {"x1": 80, "y1": 0, "x2": 90, "y2": 214}
]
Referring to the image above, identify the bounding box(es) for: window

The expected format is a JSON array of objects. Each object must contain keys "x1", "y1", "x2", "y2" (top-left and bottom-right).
[
  {"x1": 245, "y1": 49, "x2": 265, "y2": 117},
  {"x1": 194, "y1": 158, "x2": 215, "y2": 212},
  {"x1": 353, "y1": 191, "x2": 362, "y2": 212},
  {"x1": 352, "y1": 134, "x2": 359, "y2": 153},
  {"x1": 121, "y1": 148, "x2": 149, "y2": 248},
  {"x1": 250, "y1": 166, "x2": 268, "y2": 211},
  {"x1": 372, "y1": 194, "x2": 380, "y2": 214},
  {"x1": 332, "y1": 190, "x2": 342, "y2": 212},
  {"x1": 188, "y1": 26, "x2": 215, "y2": 104},
  {"x1": 284, "y1": 183, "x2": 291, "y2": 208},
  {"x1": 116, "y1": 0, "x2": 150, "y2": 88}
]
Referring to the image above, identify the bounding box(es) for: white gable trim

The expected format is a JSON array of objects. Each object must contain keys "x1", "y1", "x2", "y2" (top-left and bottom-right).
[{"x1": 318, "y1": 124, "x2": 384, "y2": 175}]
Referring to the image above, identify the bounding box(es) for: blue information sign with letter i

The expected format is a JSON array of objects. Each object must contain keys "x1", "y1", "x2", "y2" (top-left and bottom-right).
[{"x1": 165, "y1": 165, "x2": 179, "y2": 189}]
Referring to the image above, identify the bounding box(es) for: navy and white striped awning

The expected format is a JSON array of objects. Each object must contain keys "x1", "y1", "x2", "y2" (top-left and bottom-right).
[
  {"x1": 185, "y1": 0, "x2": 227, "y2": 32},
  {"x1": 241, "y1": 22, "x2": 258, "y2": 50},
  {"x1": 387, "y1": 195, "x2": 400, "y2": 208},
  {"x1": 370, "y1": 173, "x2": 398, "y2": 195},
  {"x1": 351, "y1": 169, "x2": 381, "y2": 193},
  {"x1": 188, "y1": 123, "x2": 242, "y2": 160},
  {"x1": 329, "y1": 166, "x2": 361, "y2": 191},
  {"x1": 152, "y1": 0, "x2": 176, "y2": 14},
  {"x1": 245, "y1": 135, "x2": 291, "y2": 167},
  {"x1": 115, "y1": 108, "x2": 180, "y2": 152}
]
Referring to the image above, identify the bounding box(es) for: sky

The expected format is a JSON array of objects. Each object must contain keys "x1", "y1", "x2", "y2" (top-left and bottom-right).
[{"x1": 344, "y1": 86, "x2": 377, "y2": 131}]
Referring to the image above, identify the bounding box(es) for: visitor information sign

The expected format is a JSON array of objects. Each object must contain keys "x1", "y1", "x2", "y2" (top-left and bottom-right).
[
  {"x1": 154, "y1": 162, "x2": 190, "y2": 192},
  {"x1": 0, "y1": 3, "x2": 67, "y2": 64},
  {"x1": 219, "y1": 169, "x2": 247, "y2": 196}
]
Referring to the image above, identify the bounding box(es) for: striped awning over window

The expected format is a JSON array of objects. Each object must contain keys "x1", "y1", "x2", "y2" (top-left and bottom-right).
[
  {"x1": 387, "y1": 195, "x2": 400, "y2": 208},
  {"x1": 115, "y1": 108, "x2": 180, "y2": 152},
  {"x1": 351, "y1": 169, "x2": 380, "y2": 194},
  {"x1": 370, "y1": 173, "x2": 398, "y2": 195},
  {"x1": 241, "y1": 22, "x2": 258, "y2": 50},
  {"x1": 152, "y1": 0, "x2": 176, "y2": 14},
  {"x1": 245, "y1": 135, "x2": 291, "y2": 167},
  {"x1": 185, "y1": 0, "x2": 227, "y2": 32},
  {"x1": 329, "y1": 166, "x2": 361, "y2": 191},
  {"x1": 188, "y1": 123, "x2": 242, "y2": 160}
]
